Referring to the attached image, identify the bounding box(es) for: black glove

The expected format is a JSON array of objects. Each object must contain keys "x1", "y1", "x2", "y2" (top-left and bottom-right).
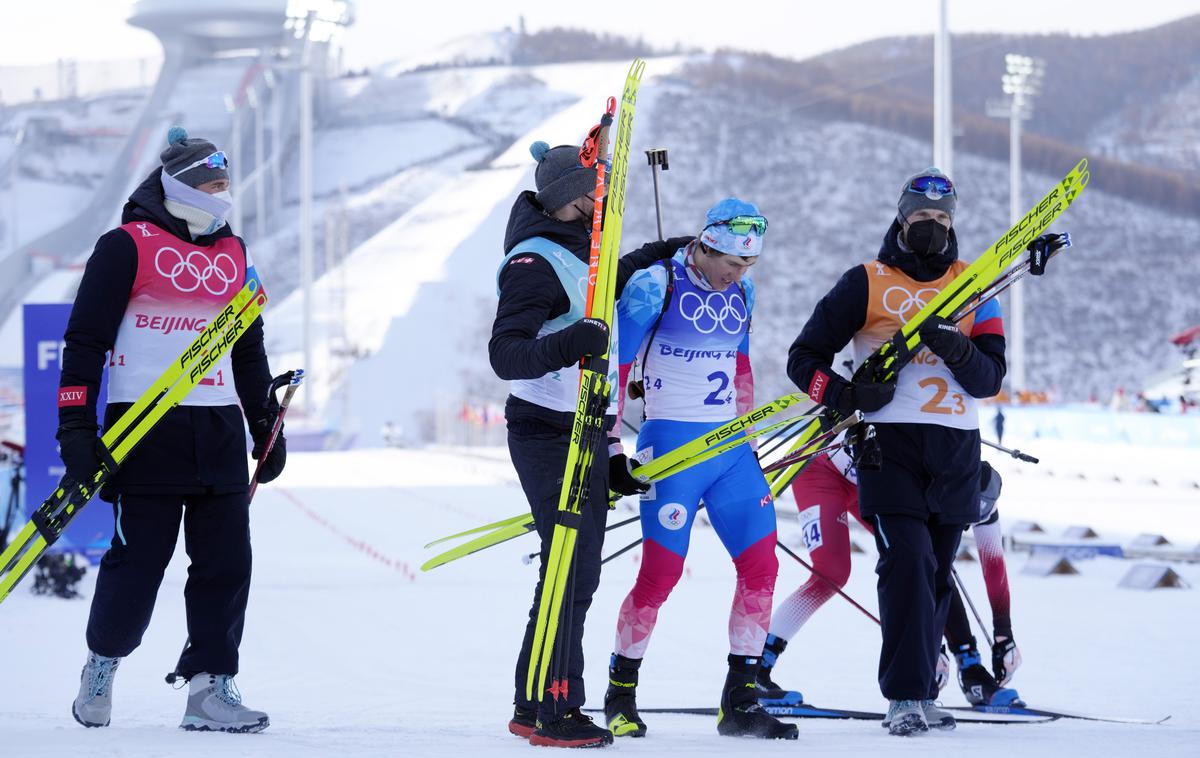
[
  {"x1": 833, "y1": 381, "x2": 896, "y2": 416},
  {"x1": 57, "y1": 423, "x2": 110, "y2": 485},
  {"x1": 918, "y1": 315, "x2": 972, "y2": 366},
  {"x1": 609, "y1": 453, "x2": 649, "y2": 497},
  {"x1": 552, "y1": 317, "x2": 610, "y2": 367},
  {"x1": 250, "y1": 415, "x2": 287, "y2": 484},
  {"x1": 992, "y1": 635, "x2": 1021, "y2": 686},
  {"x1": 1026, "y1": 232, "x2": 1070, "y2": 275}
]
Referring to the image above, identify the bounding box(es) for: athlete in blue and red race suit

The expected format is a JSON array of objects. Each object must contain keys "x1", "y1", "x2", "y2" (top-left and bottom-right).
[{"x1": 602, "y1": 199, "x2": 797, "y2": 741}]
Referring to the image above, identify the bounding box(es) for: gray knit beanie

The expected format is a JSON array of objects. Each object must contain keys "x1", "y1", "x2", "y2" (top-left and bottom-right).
[
  {"x1": 530, "y1": 141, "x2": 595, "y2": 212},
  {"x1": 897, "y1": 167, "x2": 956, "y2": 223},
  {"x1": 160, "y1": 126, "x2": 228, "y2": 188}
]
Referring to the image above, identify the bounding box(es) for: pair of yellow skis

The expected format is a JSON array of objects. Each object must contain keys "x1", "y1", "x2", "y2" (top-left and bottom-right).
[
  {"x1": 763, "y1": 157, "x2": 1091, "y2": 495},
  {"x1": 0, "y1": 273, "x2": 269, "y2": 604},
  {"x1": 520, "y1": 59, "x2": 647, "y2": 705}
]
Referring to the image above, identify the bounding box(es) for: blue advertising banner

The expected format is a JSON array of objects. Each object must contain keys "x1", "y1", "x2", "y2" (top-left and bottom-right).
[{"x1": 23, "y1": 304, "x2": 111, "y2": 564}]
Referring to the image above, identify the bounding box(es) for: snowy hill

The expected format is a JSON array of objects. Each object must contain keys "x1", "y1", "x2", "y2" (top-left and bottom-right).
[
  {"x1": 278, "y1": 48, "x2": 1200, "y2": 442},
  {"x1": 815, "y1": 14, "x2": 1200, "y2": 178},
  {"x1": 4, "y1": 25, "x2": 1200, "y2": 443}
]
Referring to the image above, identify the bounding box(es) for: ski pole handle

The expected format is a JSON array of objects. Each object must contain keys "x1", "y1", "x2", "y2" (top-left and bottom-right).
[
  {"x1": 249, "y1": 369, "x2": 305, "y2": 502},
  {"x1": 981, "y1": 438, "x2": 1039, "y2": 464},
  {"x1": 646, "y1": 148, "x2": 669, "y2": 241}
]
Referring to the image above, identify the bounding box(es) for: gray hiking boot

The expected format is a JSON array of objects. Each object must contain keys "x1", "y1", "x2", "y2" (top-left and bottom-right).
[
  {"x1": 72, "y1": 651, "x2": 121, "y2": 727},
  {"x1": 180, "y1": 673, "x2": 270, "y2": 733},
  {"x1": 922, "y1": 700, "x2": 956, "y2": 730},
  {"x1": 882, "y1": 699, "x2": 928, "y2": 736}
]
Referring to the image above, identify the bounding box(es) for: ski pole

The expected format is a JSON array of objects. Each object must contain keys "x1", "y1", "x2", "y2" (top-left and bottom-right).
[
  {"x1": 950, "y1": 234, "x2": 1072, "y2": 325},
  {"x1": 951, "y1": 566, "x2": 995, "y2": 649},
  {"x1": 760, "y1": 412, "x2": 864, "y2": 474},
  {"x1": 776, "y1": 541, "x2": 880, "y2": 626},
  {"x1": 166, "y1": 369, "x2": 304, "y2": 685},
  {"x1": 602, "y1": 537, "x2": 642, "y2": 566},
  {"x1": 248, "y1": 369, "x2": 306, "y2": 501},
  {"x1": 522, "y1": 512, "x2": 643, "y2": 564},
  {"x1": 981, "y1": 438, "x2": 1039, "y2": 464},
  {"x1": 646, "y1": 148, "x2": 669, "y2": 240},
  {"x1": 535, "y1": 503, "x2": 717, "y2": 566}
]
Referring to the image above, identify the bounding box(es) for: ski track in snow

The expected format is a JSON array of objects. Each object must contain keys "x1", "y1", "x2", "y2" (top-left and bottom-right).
[{"x1": 2, "y1": 438, "x2": 1197, "y2": 757}]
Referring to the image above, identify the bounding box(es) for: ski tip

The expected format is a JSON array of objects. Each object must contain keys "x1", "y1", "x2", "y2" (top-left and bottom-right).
[{"x1": 629, "y1": 58, "x2": 647, "y2": 80}]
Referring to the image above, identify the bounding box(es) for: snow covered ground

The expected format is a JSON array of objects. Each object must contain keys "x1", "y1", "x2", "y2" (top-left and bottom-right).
[{"x1": 1, "y1": 429, "x2": 1197, "y2": 757}]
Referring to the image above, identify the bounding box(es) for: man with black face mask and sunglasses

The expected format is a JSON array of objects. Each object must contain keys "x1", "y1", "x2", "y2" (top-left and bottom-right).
[{"x1": 785, "y1": 168, "x2": 1006, "y2": 737}]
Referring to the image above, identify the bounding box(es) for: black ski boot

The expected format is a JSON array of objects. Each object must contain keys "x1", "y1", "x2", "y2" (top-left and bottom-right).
[
  {"x1": 604, "y1": 654, "x2": 647, "y2": 737},
  {"x1": 756, "y1": 634, "x2": 804, "y2": 705},
  {"x1": 508, "y1": 705, "x2": 536, "y2": 738},
  {"x1": 954, "y1": 642, "x2": 1023, "y2": 706},
  {"x1": 529, "y1": 707, "x2": 614, "y2": 748},
  {"x1": 717, "y1": 655, "x2": 799, "y2": 740}
]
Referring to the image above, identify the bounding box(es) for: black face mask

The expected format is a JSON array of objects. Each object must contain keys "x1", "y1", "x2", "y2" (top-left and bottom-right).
[
  {"x1": 904, "y1": 219, "x2": 949, "y2": 257},
  {"x1": 568, "y1": 196, "x2": 600, "y2": 230}
]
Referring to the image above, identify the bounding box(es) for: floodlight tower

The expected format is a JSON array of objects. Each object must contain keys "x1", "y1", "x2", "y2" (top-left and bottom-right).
[
  {"x1": 987, "y1": 53, "x2": 1044, "y2": 398},
  {"x1": 933, "y1": 0, "x2": 953, "y2": 177}
]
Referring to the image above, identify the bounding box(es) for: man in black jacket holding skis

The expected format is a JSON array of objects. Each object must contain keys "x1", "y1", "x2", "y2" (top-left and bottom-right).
[
  {"x1": 62, "y1": 127, "x2": 284, "y2": 733},
  {"x1": 490, "y1": 138, "x2": 691, "y2": 748},
  {"x1": 787, "y1": 168, "x2": 1006, "y2": 736}
]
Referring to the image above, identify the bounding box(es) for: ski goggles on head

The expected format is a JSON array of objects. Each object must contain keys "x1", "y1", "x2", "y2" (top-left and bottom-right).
[
  {"x1": 907, "y1": 175, "x2": 955, "y2": 198},
  {"x1": 705, "y1": 214, "x2": 768, "y2": 236},
  {"x1": 170, "y1": 151, "x2": 228, "y2": 179}
]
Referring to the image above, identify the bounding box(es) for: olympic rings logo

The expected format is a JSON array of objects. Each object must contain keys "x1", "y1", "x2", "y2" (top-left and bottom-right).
[
  {"x1": 677, "y1": 290, "x2": 748, "y2": 334},
  {"x1": 154, "y1": 246, "x2": 238, "y2": 295},
  {"x1": 882, "y1": 285, "x2": 940, "y2": 322}
]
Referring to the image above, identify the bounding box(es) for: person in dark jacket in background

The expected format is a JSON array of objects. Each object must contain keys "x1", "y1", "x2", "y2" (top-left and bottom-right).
[
  {"x1": 62, "y1": 127, "x2": 284, "y2": 734},
  {"x1": 490, "y1": 138, "x2": 692, "y2": 748},
  {"x1": 786, "y1": 168, "x2": 1006, "y2": 736}
]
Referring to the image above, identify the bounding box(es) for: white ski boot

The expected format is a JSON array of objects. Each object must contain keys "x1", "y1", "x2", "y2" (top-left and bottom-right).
[
  {"x1": 180, "y1": 673, "x2": 269, "y2": 733},
  {"x1": 72, "y1": 650, "x2": 121, "y2": 727}
]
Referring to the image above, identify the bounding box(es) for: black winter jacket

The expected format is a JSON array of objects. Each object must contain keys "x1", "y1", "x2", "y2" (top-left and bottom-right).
[
  {"x1": 787, "y1": 220, "x2": 1006, "y2": 403},
  {"x1": 59, "y1": 169, "x2": 273, "y2": 499},
  {"x1": 785, "y1": 220, "x2": 1005, "y2": 522},
  {"x1": 490, "y1": 191, "x2": 693, "y2": 431}
]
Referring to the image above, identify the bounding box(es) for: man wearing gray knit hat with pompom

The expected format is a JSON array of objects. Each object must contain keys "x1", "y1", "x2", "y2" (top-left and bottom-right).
[
  {"x1": 488, "y1": 122, "x2": 694, "y2": 746},
  {"x1": 61, "y1": 126, "x2": 284, "y2": 734}
]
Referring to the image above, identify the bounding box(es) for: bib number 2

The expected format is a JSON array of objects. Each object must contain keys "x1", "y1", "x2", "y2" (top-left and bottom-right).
[
  {"x1": 704, "y1": 371, "x2": 734, "y2": 406},
  {"x1": 918, "y1": 377, "x2": 965, "y2": 415}
]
